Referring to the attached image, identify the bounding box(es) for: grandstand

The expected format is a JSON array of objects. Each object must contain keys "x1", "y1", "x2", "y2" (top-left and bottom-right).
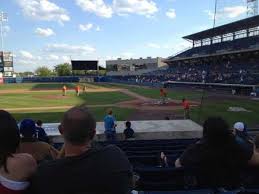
[
  {"x1": 106, "y1": 15, "x2": 259, "y2": 96},
  {"x1": 165, "y1": 15, "x2": 259, "y2": 85}
]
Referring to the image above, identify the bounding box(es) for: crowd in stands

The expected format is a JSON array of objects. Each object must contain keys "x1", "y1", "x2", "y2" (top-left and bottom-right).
[
  {"x1": 108, "y1": 58, "x2": 259, "y2": 85},
  {"x1": 2, "y1": 105, "x2": 259, "y2": 193}
]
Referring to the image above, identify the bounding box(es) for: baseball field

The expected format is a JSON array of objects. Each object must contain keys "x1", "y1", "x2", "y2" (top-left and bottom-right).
[{"x1": 0, "y1": 82, "x2": 259, "y2": 128}]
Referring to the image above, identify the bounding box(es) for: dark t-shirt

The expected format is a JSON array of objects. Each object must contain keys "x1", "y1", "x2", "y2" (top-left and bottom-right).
[
  {"x1": 27, "y1": 145, "x2": 132, "y2": 194},
  {"x1": 179, "y1": 138, "x2": 253, "y2": 187},
  {"x1": 36, "y1": 127, "x2": 49, "y2": 143},
  {"x1": 124, "y1": 128, "x2": 134, "y2": 139}
]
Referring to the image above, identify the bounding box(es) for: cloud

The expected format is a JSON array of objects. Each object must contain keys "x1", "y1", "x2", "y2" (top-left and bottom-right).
[
  {"x1": 75, "y1": 0, "x2": 158, "y2": 18},
  {"x1": 17, "y1": 0, "x2": 70, "y2": 24},
  {"x1": 75, "y1": 0, "x2": 113, "y2": 18},
  {"x1": 19, "y1": 50, "x2": 34, "y2": 59},
  {"x1": 79, "y1": 23, "x2": 93, "y2": 31},
  {"x1": 48, "y1": 54, "x2": 59, "y2": 60},
  {"x1": 113, "y1": 0, "x2": 158, "y2": 17},
  {"x1": 35, "y1": 27, "x2": 55, "y2": 37},
  {"x1": 45, "y1": 43, "x2": 96, "y2": 54},
  {"x1": 166, "y1": 9, "x2": 176, "y2": 19},
  {"x1": 96, "y1": 26, "x2": 101, "y2": 31},
  {"x1": 62, "y1": 56, "x2": 70, "y2": 61},
  {"x1": 146, "y1": 43, "x2": 161, "y2": 49},
  {"x1": 205, "y1": 5, "x2": 247, "y2": 20}
]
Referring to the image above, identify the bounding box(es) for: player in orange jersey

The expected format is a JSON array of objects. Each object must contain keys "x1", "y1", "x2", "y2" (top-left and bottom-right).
[
  {"x1": 75, "y1": 85, "x2": 80, "y2": 96},
  {"x1": 182, "y1": 98, "x2": 190, "y2": 119},
  {"x1": 160, "y1": 88, "x2": 167, "y2": 104}
]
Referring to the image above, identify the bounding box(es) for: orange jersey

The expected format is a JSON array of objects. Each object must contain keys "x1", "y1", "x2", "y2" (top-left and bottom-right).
[
  {"x1": 160, "y1": 89, "x2": 166, "y2": 97},
  {"x1": 75, "y1": 86, "x2": 80, "y2": 91},
  {"x1": 183, "y1": 101, "x2": 190, "y2": 110}
]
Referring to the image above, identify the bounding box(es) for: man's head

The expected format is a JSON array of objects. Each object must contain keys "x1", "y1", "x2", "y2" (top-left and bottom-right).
[
  {"x1": 20, "y1": 119, "x2": 36, "y2": 138},
  {"x1": 125, "y1": 121, "x2": 131, "y2": 128},
  {"x1": 182, "y1": 98, "x2": 186, "y2": 103},
  {"x1": 107, "y1": 108, "x2": 113, "y2": 115},
  {"x1": 203, "y1": 117, "x2": 232, "y2": 144},
  {"x1": 60, "y1": 106, "x2": 96, "y2": 145},
  {"x1": 0, "y1": 110, "x2": 20, "y2": 171},
  {"x1": 36, "y1": 120, "x2": 43, "y2": 127}
]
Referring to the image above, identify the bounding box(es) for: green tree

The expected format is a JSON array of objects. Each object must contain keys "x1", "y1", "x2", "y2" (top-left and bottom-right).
[
  {"x1": 54, "y1": 63, "x2": 72, "y2": 76},
  {"x1": 35, "y1": 66, "x2": 53, "y2": 77}
]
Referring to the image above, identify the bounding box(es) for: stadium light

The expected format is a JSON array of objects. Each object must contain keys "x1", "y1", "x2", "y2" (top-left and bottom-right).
[
  {"x1": 247, "y1": 0, "x2": 258, "y2": 17},
  {"x1": 0, "y1": 12, "x2": 8, "y2": 52}
]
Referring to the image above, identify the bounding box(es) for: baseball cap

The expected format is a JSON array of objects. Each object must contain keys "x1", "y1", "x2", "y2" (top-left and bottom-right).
[
  {"x1": 19, "y1": 119, "x2": 36, "y2": 137},
  {"x1": 234, "y1": 122, "x2": 245, "y2": 132}
]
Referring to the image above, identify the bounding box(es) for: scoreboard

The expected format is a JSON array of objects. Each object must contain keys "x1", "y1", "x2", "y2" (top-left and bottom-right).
[
  {"x1": 0, "y1": 52, "x2": 14, "y2": 77},
  {"x1": 71, "y1": 60, "x2": 98, "y2": 71}
]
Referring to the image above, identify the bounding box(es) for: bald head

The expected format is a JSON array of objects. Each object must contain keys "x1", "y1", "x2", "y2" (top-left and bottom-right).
[{"x1": 61, "y1": 106, "x2": 96, "y2": 145}]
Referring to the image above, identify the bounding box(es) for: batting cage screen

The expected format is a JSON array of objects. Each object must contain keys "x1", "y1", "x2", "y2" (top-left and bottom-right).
[{"x1": 71, "y1": 60, "x2": 98, "y2": 71}]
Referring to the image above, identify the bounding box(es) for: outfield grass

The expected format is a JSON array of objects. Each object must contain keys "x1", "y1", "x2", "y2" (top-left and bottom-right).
[
  {"x1": 0, "y1": 91, "x2": 133, "y2": 108},
  {"x1": 0, "y1": 83, "x2": 104, "y2": 90},
  {"x1": 12, "y1": 107, "x2": 135, "y2": 123},
  {"x1": 0, "y1": 83, "x2": 36, "y2": 90}
]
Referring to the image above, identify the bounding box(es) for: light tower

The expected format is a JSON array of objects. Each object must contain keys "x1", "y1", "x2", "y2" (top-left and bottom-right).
[
  {"x1": 0, "y1": 12, "x2": 8, "y2": 52},
  {"x1": 247, "y1": 0, "x2": 258, "y2": 17}
]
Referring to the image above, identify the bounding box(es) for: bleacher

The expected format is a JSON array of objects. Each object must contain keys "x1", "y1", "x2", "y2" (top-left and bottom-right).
[
  {"x1": 101, "y1": 139, "x2": 197, "y2": 168},
  {"x1": 53, "y1": 138, "x2": 259, "y2": 193},
  {"x1": 108, "y1": 139, "x2": 259, "y2": 193}
]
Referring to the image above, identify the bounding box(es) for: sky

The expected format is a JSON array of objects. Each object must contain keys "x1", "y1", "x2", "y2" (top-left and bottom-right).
[{"x1": 0, "y1": 0, "x2": 250, "y2": 72}]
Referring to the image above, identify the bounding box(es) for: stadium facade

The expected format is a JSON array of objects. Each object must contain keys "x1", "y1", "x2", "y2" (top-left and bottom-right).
[{"x1": 106, "y1": 57, "x2": 167, "y2": 76}]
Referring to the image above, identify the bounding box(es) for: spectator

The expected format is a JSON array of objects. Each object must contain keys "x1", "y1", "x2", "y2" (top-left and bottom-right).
[
  {"x1": 175, "y1": 117, "x2": 259, "y2": 187},
  {"x1": 0, "y1": 110, "x2": 37, "y2": 193},
  {"x1": 255, "y1": 135, "x2": 259, "y2": 152},
  {"x1": 28, "y1": 105, "x2": 132, "y2": 194},
  {"x1": 18, "y1": 119, "x2": 59, "y2": 163},
  {"x1": 233, "y1": 122, "x2": 254, "y2": 154},
  {"x1": 35, "y1": 120, "x2": 49, "y2": 143},
  {"x1": 233, "y1": 122, "x2": 250, "y2": 141},
  {"x1": 158, "y1": 152, "x2": 169, "y2": 168},
  {"x1": 104, "y1": 109, "x2": 117, "y2": 141},
  {"x1": 124, "y1": 121, "x2": 135, "y2": 140}
]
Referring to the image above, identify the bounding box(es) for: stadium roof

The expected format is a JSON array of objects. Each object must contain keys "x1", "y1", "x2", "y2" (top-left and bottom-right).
[{"x1": 183, "y1": 15, "x2": 259, "y2": 41}]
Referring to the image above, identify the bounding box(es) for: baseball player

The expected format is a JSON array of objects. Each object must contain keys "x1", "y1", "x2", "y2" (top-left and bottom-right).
[
  {"x1": 75, "y1": 85, "x2": 80, "y2": 96},
  {"x1": 83, "y1": 85, "x2": 87, "y2": 93},
  {"x1": 182, "y1": 98, "x2": 190, "y2": 119},
  {"x1": 160, "y1": 88, "x2": 167, "y2": 104},
  {"x1": 62, "y1": 85, "x2": 67, "y2": 96}
]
